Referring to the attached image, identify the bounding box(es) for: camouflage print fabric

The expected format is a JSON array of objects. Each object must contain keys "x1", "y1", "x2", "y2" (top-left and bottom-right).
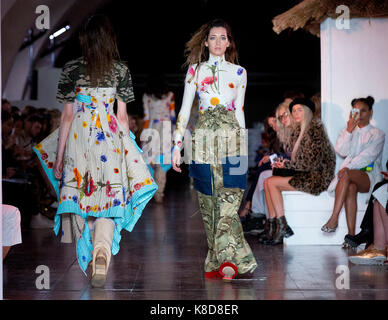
[
  {"x1": 197, "y1": 187, "x2": 257, "y2": 274},
  {"x1": 193, "y1": 105, "x2": 257, "y2": 275},
  {"x1": 191, "y1": 105, "x2": 247, "y2": 165},
  {"x1": 56, "y1": 57, "x2": 135, "y2": 104}
]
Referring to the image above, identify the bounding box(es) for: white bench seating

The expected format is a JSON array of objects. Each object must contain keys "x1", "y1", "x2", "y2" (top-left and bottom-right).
[{"x1": 282, "y1": 191, "x2": 369, "y2": 245}]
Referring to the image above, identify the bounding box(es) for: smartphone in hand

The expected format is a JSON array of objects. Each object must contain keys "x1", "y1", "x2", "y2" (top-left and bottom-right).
[
  {"x1": 269, "y1": 154, "x2": 278, "y2": 164},
  {"x1": 351, "y1": 108, "x2": 360, "y2": 119}
]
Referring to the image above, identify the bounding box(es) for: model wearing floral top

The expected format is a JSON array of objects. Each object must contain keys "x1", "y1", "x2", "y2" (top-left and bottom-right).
[
  {"x1": 172, "y1": 19, "x2": 257, "y2": 281},
  {"x1": 142, "y1": 73, "x2": 176, "y2": 203}
]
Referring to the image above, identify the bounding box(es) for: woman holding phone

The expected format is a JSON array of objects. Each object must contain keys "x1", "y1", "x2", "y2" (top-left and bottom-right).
[{"x1": 322, "y1": 96, "x2": 385, "y2": 247}]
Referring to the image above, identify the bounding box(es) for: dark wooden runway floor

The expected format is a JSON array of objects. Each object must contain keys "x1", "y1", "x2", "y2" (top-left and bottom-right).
[{"x1": 3, "y1": 178, "x2": 388, "y2": 300}]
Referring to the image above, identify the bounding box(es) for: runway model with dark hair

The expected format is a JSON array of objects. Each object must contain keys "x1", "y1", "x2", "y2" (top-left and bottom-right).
[
  {"x1": 172, "y1": 19, "x2": 257, "y2": 281},
  {"x1": 33, "y1": 15, "x2": 157, "y2": 287}
]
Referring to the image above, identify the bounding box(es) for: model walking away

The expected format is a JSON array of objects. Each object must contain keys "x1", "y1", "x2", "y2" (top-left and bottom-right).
[{"x1": 33, "y1": 15, "x2": 157, "y2": 287}]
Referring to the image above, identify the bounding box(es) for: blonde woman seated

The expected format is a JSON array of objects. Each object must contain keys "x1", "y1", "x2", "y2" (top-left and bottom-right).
[
  {"x1": 322, "y1": 96, "x2": 385, "y2": 245},
  {"x1": 253, "y1": 101, "x2": 294, "y2": 242},
  {"x1": 264, "y1": 98, "x2": 336, "y2": 245}
]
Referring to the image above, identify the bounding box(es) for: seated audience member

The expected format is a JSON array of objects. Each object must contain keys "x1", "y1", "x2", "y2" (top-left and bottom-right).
[
  {"x1": 344, "y1": 160, "x2": 388, "y2": 249},
  {"x1": 11, "y1": 114, "x2": 29, "y2": 162},
  {"x1": 322, "y1": 96, "x2": 385, "y2": 247},
  {"x1": 24, "y1": 115, "x2": 54, "y2": 228},
  {"x1": 21, "y1": 104, "x2": 37, "y2": 117},
  {"x1": 17, "y1": 115, "x2": 43, "y2": 170},
  {"x1": 4, "y1": 114, "x2": 53, "y2": 229},
  {"x1": 310, "y1": 92, "x2": 321, "y2": 119},
  {"x1": 263, "y1": 98, "x2": 336, "y2": 245},
  {"x1": 282, "y1": 90, "x2": 305, "y2": 104},
  {"x1": 241, "y1": 101, "x2": 294, "y2": 235},
  {"x1": 2, "y1": 205, "x2": 22, "y2": 260},
  {"x1": 48, "y1": 109, "x2": 61, "y2": 133},
  {"x1": 11, "y1": 105, "x2": 21, "y2": 117},
  {"x1": 2, "y1": 99, "x2": 12, "y2": 113},
  {"x1": 256, "y1": 101, "x2": 294, "y2": 242},
  {"x1": 2, "y1": 111, "x2": 18, "y2": 179},
  {"x1": 348, "y1": 168, "x2": 388, "y2": 265},
  {"x1": 239, "y1": 114, "x2": 277, "y2": 233}
]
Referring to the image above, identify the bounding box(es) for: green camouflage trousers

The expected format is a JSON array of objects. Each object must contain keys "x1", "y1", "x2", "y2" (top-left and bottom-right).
[
  {"x1": 191, "y1": 105, "x2": 257, "y2": 275},
  {"x1": 197, "y1": 163, "x2": 257, "y2": 275}
]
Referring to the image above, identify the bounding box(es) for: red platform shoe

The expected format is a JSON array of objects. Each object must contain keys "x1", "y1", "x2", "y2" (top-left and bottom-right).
[
  {"x1": 219, "y1": 262, "x2": 238, "y2": 282},
  {"x1": 205, "y1": 271, "x2": 222, "y2": 279}
]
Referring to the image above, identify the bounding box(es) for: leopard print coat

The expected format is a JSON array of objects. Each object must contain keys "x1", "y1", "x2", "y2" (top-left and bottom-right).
[{"x1": 284, "y1": 118, "x2": 336, "y2": 195}]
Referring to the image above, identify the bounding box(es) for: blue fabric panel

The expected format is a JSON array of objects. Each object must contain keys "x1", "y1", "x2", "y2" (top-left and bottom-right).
[
  {"x1": 222, "y1": 156, "x2": 248, "y2": 189},
  {"x1": 189, "y1": 162, "x2": 213, "y2": 196}
]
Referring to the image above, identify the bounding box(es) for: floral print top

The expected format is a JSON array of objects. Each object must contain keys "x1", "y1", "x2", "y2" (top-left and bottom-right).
[
  {"x1": 173, "y1": 53, "x2": 247, "y2": 151},
  {"x1": 142, "y1": 92, "x2": 176, "y2": 129}
]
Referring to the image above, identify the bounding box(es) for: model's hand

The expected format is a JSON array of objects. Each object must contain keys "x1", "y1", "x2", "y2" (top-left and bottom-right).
[
  {"x1": 346, "y1": 111, "x2": 359, "y2": 133},
  {"x1": 54, "y1": 158, "x2": 63, "y2": 180},
  {"x1": 172, "y1": 148, "x2": 182, "y2": 173},
  {"x1": 381, "y1": 171, "x2": 388, "y2": 180},
  {"x1": 258, "y1": 155, "x2": 270, "y2": 167}
]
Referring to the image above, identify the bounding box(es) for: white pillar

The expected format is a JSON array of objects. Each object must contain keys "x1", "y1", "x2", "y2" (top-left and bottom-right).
[{"x1": 321, "y1": 18, "x2": 388, "y2": 172}]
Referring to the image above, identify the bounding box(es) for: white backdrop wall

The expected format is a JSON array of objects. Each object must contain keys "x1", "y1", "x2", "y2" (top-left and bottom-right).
[
  {"x1": 321, "y1": 18, "x2": 388, "y2": 173},
  {"x1": 9, "y1": 67, "x2": 63, "y2": 111}
]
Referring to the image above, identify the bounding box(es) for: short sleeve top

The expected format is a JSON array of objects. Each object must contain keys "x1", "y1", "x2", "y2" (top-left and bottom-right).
[{"x1": 56, "y1": 57, "x2": 135, "y2": 104}]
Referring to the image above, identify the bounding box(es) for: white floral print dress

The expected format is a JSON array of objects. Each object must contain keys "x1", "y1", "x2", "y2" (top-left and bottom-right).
[{"x1": 33, "y1": 58, "x2": 158, "y2": 273}]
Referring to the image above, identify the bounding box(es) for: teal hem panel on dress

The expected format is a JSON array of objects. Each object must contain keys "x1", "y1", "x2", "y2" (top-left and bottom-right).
[
  {"x1": 159, "y1": 154, "x2": 172, "y2": 173},
  {"x1": 146, "y1": 155, "x2": 172, "y2": 176},
  {"x1": 33, "y1": 147, "x2": 60, "y2": 198},
  {"x1": 53, "y1": 182, "x2": 158, "y2": 273},
  {"x1": 123, "y1": 183, "x2": 158, "y2": 232},
  {"x1": 147, "y1": 164, "x2": 155, "y2": 177}
]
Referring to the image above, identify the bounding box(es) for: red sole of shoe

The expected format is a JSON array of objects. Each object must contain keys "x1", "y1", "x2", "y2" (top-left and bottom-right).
[{"x1": 205, "y1": 271, "x2": 222, "y2": 279}]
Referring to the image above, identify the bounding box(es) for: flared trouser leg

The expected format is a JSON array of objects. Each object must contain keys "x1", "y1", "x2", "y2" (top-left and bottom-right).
[{"x1": 197, "y1": 186, "x2": 258, "y2": 275}]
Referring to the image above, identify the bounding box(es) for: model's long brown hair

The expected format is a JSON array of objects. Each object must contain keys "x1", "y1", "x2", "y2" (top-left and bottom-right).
[
  {"x1": 79, "y1": 15, "x2": 120, "y2": 87},
  {"x1": 184, "y1": 19, "x2": 239, "y2": 71}
]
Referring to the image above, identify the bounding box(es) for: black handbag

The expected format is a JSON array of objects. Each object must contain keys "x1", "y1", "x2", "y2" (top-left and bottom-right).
[{"x1": 272, "y1": 168, "x2": 297, "y2": 177}]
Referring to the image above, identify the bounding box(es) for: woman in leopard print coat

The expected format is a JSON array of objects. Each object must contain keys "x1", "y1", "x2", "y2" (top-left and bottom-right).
[{"x1": 263, "y1": 98, "x2": 336, "y2": 245}]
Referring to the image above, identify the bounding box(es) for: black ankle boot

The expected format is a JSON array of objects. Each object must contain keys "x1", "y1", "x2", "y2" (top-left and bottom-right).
[
  {"x1": 285, "y1": 224, "x2": 294, "y2": 238},
  {"x1": 344, "y1": 229, "x2": 372, "y2": 248},
  {"x1": 258, "y1": 219, "x2": 269, "y2": 242},
  {"x1": 271, "y1": 216, "x2": 293, "y2": 245},
  {"x1": 261, "y1": 218, "x2": 277, "y2": 245}
]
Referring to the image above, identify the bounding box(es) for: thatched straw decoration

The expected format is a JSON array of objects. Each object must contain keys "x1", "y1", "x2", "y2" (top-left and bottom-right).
[{"x1": 272, "y1": 0, "x2": 388, "y2": 37}]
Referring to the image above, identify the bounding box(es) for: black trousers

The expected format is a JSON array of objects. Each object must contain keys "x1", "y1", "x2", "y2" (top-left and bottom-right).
[
  {"x1": 359, "y1": 179, "x2": 388, "y2": 241},
  {"x1": 245, "y1": 161, "x2": 272, "y2": 202}
]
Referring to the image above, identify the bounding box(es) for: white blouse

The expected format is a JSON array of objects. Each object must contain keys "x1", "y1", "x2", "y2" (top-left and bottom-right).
[
  {"x1": 328, "y1": 124, "x2": 385, "y2": 195},
  {"x1": 173, "y1": 53, "x2": 247, "y2": 151}
]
